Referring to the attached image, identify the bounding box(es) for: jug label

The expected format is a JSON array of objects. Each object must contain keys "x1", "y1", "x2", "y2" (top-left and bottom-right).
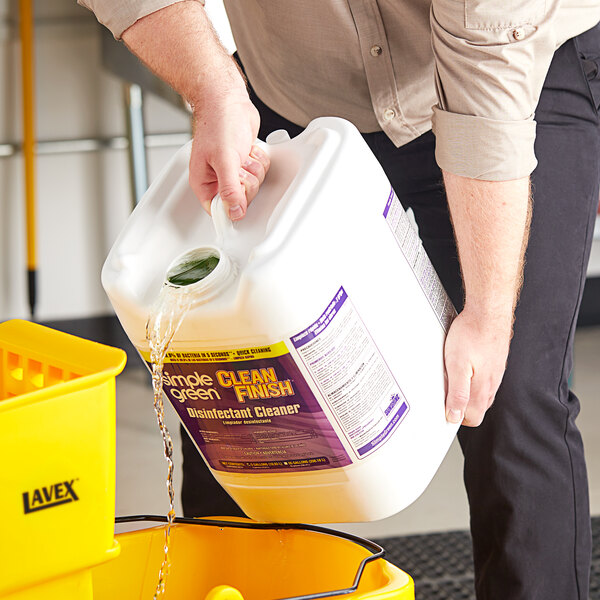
[
  {"x1": 383, "y1": 188, "x2": 456, "y2": 332},
  {"x1": 151, "y1": 343, "x2": 352, "y2": 473},
  {"x1": 290, "y1": 287, "x2": 409, "y2": 459}
]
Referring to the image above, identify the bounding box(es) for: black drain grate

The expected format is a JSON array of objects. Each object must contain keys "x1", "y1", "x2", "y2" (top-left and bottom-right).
[{"x1": 375, "y1": 515, "x2": 600, "y2": 599}]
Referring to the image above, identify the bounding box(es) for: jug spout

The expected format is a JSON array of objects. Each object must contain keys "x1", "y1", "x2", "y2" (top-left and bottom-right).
[{"x1": 165, "y1": 245, "x2": 237, "y2": 303}]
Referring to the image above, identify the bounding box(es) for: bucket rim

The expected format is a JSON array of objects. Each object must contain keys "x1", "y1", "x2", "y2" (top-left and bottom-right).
[{"x1": 115, "y1": 514, "x2": 386, "y2": 600}]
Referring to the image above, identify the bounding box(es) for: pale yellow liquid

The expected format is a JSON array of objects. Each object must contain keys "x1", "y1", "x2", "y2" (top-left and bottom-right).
[{"x1": 146, "y1": 285, "x2": 194, "y2": 599}]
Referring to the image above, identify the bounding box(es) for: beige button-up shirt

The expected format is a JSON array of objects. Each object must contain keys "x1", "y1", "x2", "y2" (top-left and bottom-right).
[{"x1": 80, "y1": 0, "x2": 600, "y2": 181}]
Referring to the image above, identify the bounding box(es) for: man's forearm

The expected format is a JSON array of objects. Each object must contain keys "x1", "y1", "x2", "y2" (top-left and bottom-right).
[
  {"x1": 121, "y1": 1, "x2": 244, "y2": 109},
  {"x1": 444, "y1": 172, "x2": 532, "y2": 328},
  {"x1": 442, "y1": 172, "x2": 532, "y2": 426},
  {"x1": 120, "y1": 1, "x2": 265, "y2": 220}
]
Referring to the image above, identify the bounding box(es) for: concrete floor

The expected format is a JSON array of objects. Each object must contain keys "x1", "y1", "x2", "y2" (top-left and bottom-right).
[{"x1": 114, "y1": 326, "x2": 600, "y2": 539}]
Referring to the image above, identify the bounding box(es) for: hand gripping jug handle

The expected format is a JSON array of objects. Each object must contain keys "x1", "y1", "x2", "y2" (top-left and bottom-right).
[{"x1": 210, "y1": 140, "x2": 270, "y2": 248}]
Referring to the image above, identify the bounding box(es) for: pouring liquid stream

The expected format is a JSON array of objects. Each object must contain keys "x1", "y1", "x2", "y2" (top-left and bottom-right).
[{"x1": 146, "y1": 285, "x2": 195, "y2": 599}]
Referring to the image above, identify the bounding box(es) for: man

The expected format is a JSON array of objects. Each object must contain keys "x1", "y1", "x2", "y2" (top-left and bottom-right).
[{"x1": 81, "y1": 1, "x2": 600, "y2": 597}]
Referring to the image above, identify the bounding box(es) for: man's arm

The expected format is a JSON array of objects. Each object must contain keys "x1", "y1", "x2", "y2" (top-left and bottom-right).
[
  {"x1": 442, "y1": 173, "x2": 531, "y2": 426},
  {"x1": 429, "y1": 0, "x2": 557, "y2": 425},
  {"x1": 120, "y1": 1, "x2": 269, "y2": 219}
]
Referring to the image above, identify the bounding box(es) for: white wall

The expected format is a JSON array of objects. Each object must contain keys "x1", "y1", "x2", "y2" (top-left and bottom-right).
[
  {"x1": 0, "y1": 0, "x2": 193, "y2": 321},
  {"x1": 0, "y1": 1, "x2": 598, "y2": 322}
]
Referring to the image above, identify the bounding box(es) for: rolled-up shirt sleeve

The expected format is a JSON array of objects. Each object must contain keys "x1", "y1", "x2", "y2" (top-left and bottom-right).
[
  {"x1": 430, "y1": 0, "x2": 559, "y2": 180},
  {"x1": 78, "y1": 0, "x2": 204, "y2": 39}
]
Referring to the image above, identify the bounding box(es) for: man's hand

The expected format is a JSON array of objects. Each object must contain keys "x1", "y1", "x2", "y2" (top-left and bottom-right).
[
  {"x1": 442, "y1": 172, "x2": 531, "y2": 427},
  {"x1": 444, "y1": 310, "x2": 512, "y2": 426},
  {"x1": 190, "y1": 89, "x2": 269, "y2": 220},
  {"x1": 122, "y1": 1, "x2": 269, "y2": 221}
]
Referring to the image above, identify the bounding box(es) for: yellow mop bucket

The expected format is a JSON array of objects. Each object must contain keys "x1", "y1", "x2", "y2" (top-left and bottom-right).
[
  {"x1": 92, "y1": 516, "x2": 414, "y2": 599},
  {"x1": 0, "y1": 320, "x2": 126, "y2": 599}
]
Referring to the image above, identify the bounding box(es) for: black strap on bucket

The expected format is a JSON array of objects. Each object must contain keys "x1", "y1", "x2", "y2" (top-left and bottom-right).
[{"x1": 115, "y1": 515, "x2": 386, "y2": 600}]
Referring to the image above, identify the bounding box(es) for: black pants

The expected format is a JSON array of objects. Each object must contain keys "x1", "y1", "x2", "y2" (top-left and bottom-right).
[{"x1": 181, "y1": 25, "x2": 600, "y2": 599}]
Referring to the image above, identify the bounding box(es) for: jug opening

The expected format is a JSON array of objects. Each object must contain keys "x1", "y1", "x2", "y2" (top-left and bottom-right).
[{"x1": 166, "y1": 248, "x2": 221, "y2": 287}]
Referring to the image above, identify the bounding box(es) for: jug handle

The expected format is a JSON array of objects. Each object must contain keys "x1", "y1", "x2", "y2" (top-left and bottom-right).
[
  {"x1": 210, "y1": 139, "x2": 270, "y2": 246},
  {"x1": 211, "y1": 193, "x2": 236, "y2": 247}
]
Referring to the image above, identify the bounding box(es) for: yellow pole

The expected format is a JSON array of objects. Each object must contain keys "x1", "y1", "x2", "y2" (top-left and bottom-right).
[{"x1": 19, "y1": 0, "x2": 37, "y2": 318}]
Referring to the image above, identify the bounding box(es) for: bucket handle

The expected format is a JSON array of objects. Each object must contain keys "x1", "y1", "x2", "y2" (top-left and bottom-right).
[{"x1": 115, "y1": 515, "x2": 386, "y2": 600}]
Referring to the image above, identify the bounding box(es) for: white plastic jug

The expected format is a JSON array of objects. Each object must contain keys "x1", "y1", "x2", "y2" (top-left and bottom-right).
[{"x1": 102, "y1": 117, "x2": 459, "y2": 523}]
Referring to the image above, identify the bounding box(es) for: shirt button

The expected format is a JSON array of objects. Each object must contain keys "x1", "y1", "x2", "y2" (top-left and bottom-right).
[
  {"x1": 512, "y1": 27, "x2": 525, "y2": 41},
  {"x1": 370, "y1": 44, "x2": 383, "y2": 57},
  {"x1": 383, "y1": 108, "x2": 396, "y2": 121}
]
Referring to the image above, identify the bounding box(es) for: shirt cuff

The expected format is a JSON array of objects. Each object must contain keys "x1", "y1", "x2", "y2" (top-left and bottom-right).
[
  {"x1": 79, "y1": 0, "x2": 204, "y2": 39},
  {"x1": 431, "y1": 106, "x2": 538, "y2": 181}
]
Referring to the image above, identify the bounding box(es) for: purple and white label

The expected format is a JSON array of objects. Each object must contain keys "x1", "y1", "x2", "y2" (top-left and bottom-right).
[
  {"x1": 382, "y1": 188, "x2": 395, "y2": 219},
  {"x1": 290, "y1": 287, "x2": 409, "y2": 459},
  {"x1": 157, "y1": 346, "x2": 352, "y2": 474},
  {"x1": 158, "y1": 284, "x2": 411, "y2": 472},
  {"x1": 291, "y1": 288, "x2": 348, "y2": 349},
  {"x1": 383, "y1": 187, "x2": 456, "y2": 332}
]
